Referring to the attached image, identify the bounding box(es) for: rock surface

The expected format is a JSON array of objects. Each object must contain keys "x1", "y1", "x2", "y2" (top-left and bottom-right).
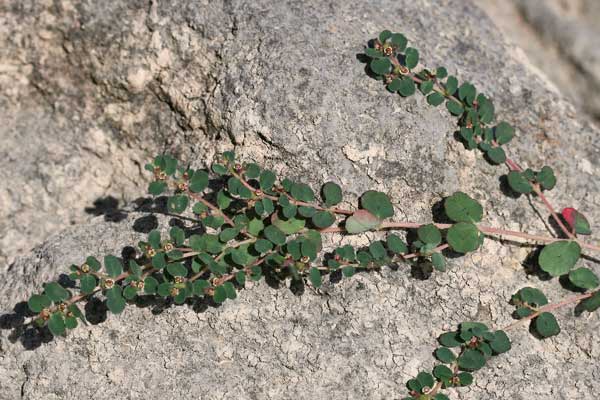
[
  {"x1": 2, "y1": 0, "x2": 600, "y2": 399},
  {"x1": 480, "y1": 0, "x2": 600, "y2": 121}
]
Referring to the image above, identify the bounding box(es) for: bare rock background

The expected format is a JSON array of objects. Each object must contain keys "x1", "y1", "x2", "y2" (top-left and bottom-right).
[
  {"x1": 1, "y1": 0, "x2": 600, "y2": 399},
  {"x1": 480, "y1": 0, "x2": 600, "y2": 120}
]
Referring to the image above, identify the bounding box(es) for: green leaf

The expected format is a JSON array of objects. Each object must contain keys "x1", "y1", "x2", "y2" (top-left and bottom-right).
[
  {"x1": 360, "y1": 191, "x2": 394, "y2": 219},
  {"x1": 189, "y1": 170, "x2": 209, "y2": 192},
  {"x1": 148, "y1": 230, "x2": 161, "y2": 249},
  {"x1": 516, "y1": 307, "x2": 534, "y2": 318},
  {"x1": 219, "y1": 227, "x2": 239, "y2": 243},
  {"x1": 534, "y1": 312, "x2": 560, "y2": 338},
  {"x1": 436, "y1": 67, "x2": 448, "y2": 79},
  {"x1": 365, "y1": 48, "x2": 383, "y2": 58},
  {"x1": 457, "y1": 372, "x2": 473, "y2": 386},
  {"x1": 157, "y1": 282, "x2": 173, "y2": 297},
  {"x1": 300, "y1": 240, "x2": 318, "y2": 261},
  {"x1": 427, "y1": 92, "x2": 445, "y2": 106},
  {"x1": 290, "y1": 183, "x2": 315, "y2": 202},
  {"x1": 104, "y1": 255, "x2": 123, "y2": 278},
  {"x1": 445, "y1": 76, "x2": 458, "y2": 95},
  {"x1": 273, "y1": 217, "x2": 305, "y2": 234},
  {"x1": 166, "y1": 262, "x2": 188, "y2": 277},
  {"x1": 517, "y1": 287, "x2": 548, "y2": 307},
  {"x1": 152, "y1": 252, "x2": 166, "y2": 269},
  {"x1": 148, "y1": 181, "x2": 167, "y2": 196},
  {"x1": 379, "y1": 30, "x2": 392, "y2": 43},
  {"x1": 247, "y1": 219, "x2": 265, "y2": 237},
  {"x1": 312, "y1": 211, "x2": 335, "y2": 228},
  {"x1": 86, "y1": 256, "x2": 101, "y2": 272},
  {"x1": 581, "y1": 291, "x2": 600, "y2": 313},
  {"x1": 309, "y1": 267, "x2": 322, "y2": 288},
  {"x1": 458, "y1": 82, "x2": 476, "y2": 105},
  {"x1": 48, "y1": 313, "x2": 66, "y2": 336},
  {"x1": 460, "y1": 322, "x2": 488, "y2": 333},
  {"x1": 419, "y1": 80, "x2": 434, "y2": 95},
  {"x1": 444, "y1": 192, "x2": 483, "y2": 223},
  {"x1": 212, "y1": 163, "x2": 228, "y2": 175},
  {"x1": 397, "y1": 78, "x2": 416, "y2": 97},
  {"x1": 433, "y1": 365, "x2": 454, "y2": 380},
  {"x1": 387, "y1": 78, "x2": 402, "y2": 93},
  {"x1": 298, "y1": 206, "x2": 317, "y2": 218},
  {"x1": 169, "y1": 226, "x2": 185, "y2": 246},
  {"x1": 435, "y1": 347, "x2": 456, "y2": 363},
  {"x1": 259, "y1": 170, "x2": 276, "y2": 191},
  {"x1": 345, "y1": 210, "x2": 381, "y2": 234},
  {"x1": 123, "y1": 286, "x2": 138, "y2": 300},
  {"x1": 507, "y1": 171, "x2": 533, "y2": 194},
  {"x1": 537, "y1": 166, "x2": 556, "y2": 191},
  {"x1": 370, "y1": 58, "x2": 392, "y2": 75},
  {"x1": 446, "y1": 100, "x2": 464, "y2": 116},
  {"x1": 356, "y1": 251, "x2": 372, "y2": 265},
  {"x1": 217, "y1": 190, "x2": 233, "y2": 209},
  {"x1": 568, "y1": 268, "x2": 599, "y2": 289},
  {"x1": 167, "y1": 195, "x2": 189, "y2": 213},
  {"x1": 390, "y1": 33, "x2": 407, "y2": 51},
  {"x1": 264, "y1": 225, "x2": 286, "y2": 246},
  {"x1": 489, "y1": 330, "x2": 511, "y2": 354},
  {"x1": 44, "y1": 282, "x2": 70, "y2": 303},
  {"x1": 28, "y1": 294, "x2": 51, "y2": 313},
  {"x1": 322, "y1": 182, "x2": 343, "y2": 206},
  {"x1": 80, "y1": 274, "x2": 97, "y2": 294},
  {"x1": 254, "y1": 239, "x2": 273, "y2": 254},
  {"x1": 144, "y1": 276, "x2": 159, "y2": 294},
  {"x1": 447, "y1": 222, "x2": 481, "y2": 253},
  {"x1": 231, "y1": 245, "x2": 257, "y2": 266},
  {"x1": 538, "y1": 241, "x2": 581, "y2": 276},
  {"x1": 416, "y1": 371, "x2": 435, "y2": 389},
  {"x1": 369, "y1": 241, "x2": 387, "y2": 260},
  {"x1": 405, "y1": 47, "x2": 419, "y2": 69},
  {"x1": 439, "y1": 331, "x2": 461, "y2": 347},
  {"x1": 494, "y1": 122, "x2": 514, "y2": 145},
  {"x1": 478, "y1": 95, "x2": 495, "y2": 123},
  {"x1": 431, "y1": 252, "x2": 446, "y2": 271},
  {"x1": 487, "y1": 147, "x2": 506, "y2": 164},
  {"x1": 406, "y1": 379, "x2": 422, "y2": 393},
  {"x1": 64, "y1": 316, "x2": 78, "y2": 330},
  {"x1": 223, "y1": 282, "x2": 237, "y2": 300},
  {"x1": 262, "y1": 198, "x2": 275, "y2": 215},
  {"x1": 244, "y1": 163, "x2": 260, "y2": 179},
  {"x1": 193, "y1": 280, "x2": 210, "y2": 296},
  {"x1": 417, "y1": 224, "x2": 442, "y2": 246},
  {"x1": 386, "y1": 234, "x2": 408, "y2": 254},
  {"x1": 236, "y1": 271, "x2": 247, "y2": 286},
  {"x1": 213, "y1": 285, "x2": 227, "y2": 304},
  {"x1": 335, "y1": 245, "x2": 356, "y2": 262},
  {"x1": 106, "y1": 287, "x2": 126, "y2": 314},
  {"x1": 457, "y1": 349, "x2": 486, "y2": 371}
]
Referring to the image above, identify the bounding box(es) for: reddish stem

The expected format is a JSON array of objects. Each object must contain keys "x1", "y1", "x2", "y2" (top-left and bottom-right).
[{"x1": 503, "y1": 290, "x2": 595, "y2": 331}]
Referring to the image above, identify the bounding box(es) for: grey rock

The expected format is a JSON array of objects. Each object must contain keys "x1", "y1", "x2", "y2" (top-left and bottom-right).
[
  {"x1": 2, "y1": 0, "x2": 600, "y2": 399},
  {"x1": 480, "y1": 0, "x2": 600, "y2": 120}
]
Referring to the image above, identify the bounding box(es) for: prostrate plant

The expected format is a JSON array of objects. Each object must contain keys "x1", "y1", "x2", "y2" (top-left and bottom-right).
[
  {"x1": 364, "y1": 30, "x2": 600, "y2": 398},
  {"x1": 19, "y1": 31, "x2": 600, "y2": 399}
]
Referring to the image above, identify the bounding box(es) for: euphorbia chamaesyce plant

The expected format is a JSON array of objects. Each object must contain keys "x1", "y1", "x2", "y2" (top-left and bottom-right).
[{"x1": 21, "y1": 30, "x2": 600, "y2": 399}]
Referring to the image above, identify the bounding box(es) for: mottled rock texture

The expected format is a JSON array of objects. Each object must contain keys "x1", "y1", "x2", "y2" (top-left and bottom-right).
[
  {"x1": 1, "y1": 0, "x2": 600, "y2": 399},
  {"x1": 481, "y1": 0, "x2": 600, "y2": 121}
]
